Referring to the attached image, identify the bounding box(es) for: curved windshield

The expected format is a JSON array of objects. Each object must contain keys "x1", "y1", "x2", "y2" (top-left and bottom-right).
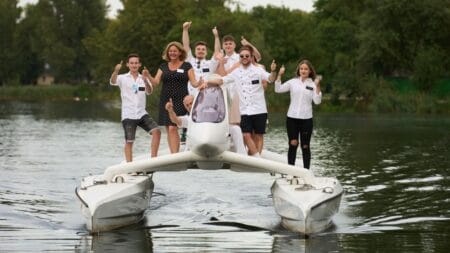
[{"x1": 192, "y1": 87, "x2": 226, "y2": 123}]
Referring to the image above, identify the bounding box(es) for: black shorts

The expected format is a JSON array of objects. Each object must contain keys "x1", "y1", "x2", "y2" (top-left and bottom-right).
[
  {"x1": 122, "y1": 114, "x2": 159, "y2": 142},
  {"x1": 240, "y1": 113, "x2": 268, "y2": 134}
]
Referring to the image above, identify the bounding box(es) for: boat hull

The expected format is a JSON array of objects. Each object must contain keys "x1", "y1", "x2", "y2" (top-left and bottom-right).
[
  {"x1": 76, "y1": 174, "x2": 153, "y2": 233},
  {"x1": 271, "y1": 176, "x2": 343, "y2": 234}
]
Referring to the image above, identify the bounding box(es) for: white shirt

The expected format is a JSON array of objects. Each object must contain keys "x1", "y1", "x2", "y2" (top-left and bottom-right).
[
  {"x1": 110, "y1": 72, "x2": 150, "y2": 120},
  {"x1": 275, "y1": 77, "x2": 322, "y2": 119},
  {"x1": 187, "y1": 51, "x2": 219, "y2": 96},
  {"x1": 224, "y1": 52, "x2": 240, "y2": 71},
  {"x1": 223, "y1": 64, "x2": 270, "y2": 115}
]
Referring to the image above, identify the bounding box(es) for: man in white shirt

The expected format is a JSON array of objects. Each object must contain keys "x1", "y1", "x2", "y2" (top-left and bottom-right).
[
  {"x1": 218, "y1": 46, "x2": 277, "y2": 156},
  {"x1": 182, "y1": 21, "x2": 220, "y2": 97},
  {"x1": 110, "y1": 54, "x2": 161, "y2": 162}
]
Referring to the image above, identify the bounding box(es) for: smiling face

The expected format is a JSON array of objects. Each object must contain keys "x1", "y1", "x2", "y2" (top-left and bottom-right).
[
  {"x1": 195, "y1": 44, "x2": 207, "y2": 60},
  {"x1": 222, "y1": 40, "x2": 236, "y2": 55},
  {"x1": 126, "y1": 56, "x2": 141, "y2": 73},
  {"x1": 168, "y1": 45, "x2": 181, "y2": 61},
  {"x1": 239, "y1": 49, "x2": 252, "y2": 67},
  {"x1": 298, "y1": 63, "x2": 311, "y2": 80}
]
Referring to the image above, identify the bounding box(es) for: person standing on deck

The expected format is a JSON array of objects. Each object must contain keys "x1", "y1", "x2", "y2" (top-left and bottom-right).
[{"x1": 110, "y1": 53, "x2": 161, "y2": 162}]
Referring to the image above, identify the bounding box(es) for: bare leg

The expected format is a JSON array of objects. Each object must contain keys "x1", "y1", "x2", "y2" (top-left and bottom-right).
[
  {"x1": 124, "y1": 142, "x2": 133, "y2": 162},
  {"x1": 167, "y1": 125, "x2": 180, "y2": 153},
  {"x1": 150, "y1": 129, "x2": 161, "y2": 157},
  {"x1": 253, "y1": 133, "x2": 264, "y2": 153},
  {"x1": 243, "y1": 132, "x2": 258, "y2": 156}
]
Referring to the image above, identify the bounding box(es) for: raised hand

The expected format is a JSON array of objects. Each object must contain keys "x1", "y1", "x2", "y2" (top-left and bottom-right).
[
  {"x1": 279, "y1": 65, "x2": 285, "y2": 76},
  {"x1": 240, "y1": 36, "x2": 249, "y2": 46},
  {"x1": 270, "y1": 59, "x2": 277, "y2": 72},
  {"x1": 114, "y1": 60, "x2": 123, "y2": 73},
  {"x1": 212, "y1": 26, "x2": 218, "y2": 36},
  {"x1": 315, "y1": 74, "x2": 322, "y2": 84},
  {"x1": 142, "y1": 66, "x2": 150, "y2": 78},
  {"x1": 183, "y1": 21, "x2": 192, "y2": 30}
]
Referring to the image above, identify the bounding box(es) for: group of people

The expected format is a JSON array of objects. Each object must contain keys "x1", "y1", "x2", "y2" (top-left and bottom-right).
[{"x1": 110, "y1": 22, "x2": 322, "y2": 169}]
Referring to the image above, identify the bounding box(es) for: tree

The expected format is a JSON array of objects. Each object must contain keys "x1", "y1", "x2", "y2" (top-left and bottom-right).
[
  {"x1": 0, "y1": 0, "x2": 21, "y2": 85},
  {"x1": 16, "y1": 0, "x2": 107, "y2": 84}
]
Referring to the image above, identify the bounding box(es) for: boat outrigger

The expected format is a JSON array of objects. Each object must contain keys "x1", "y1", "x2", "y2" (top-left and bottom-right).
[{"x1": 75, "y1": 86, "x2": 343, "y2": 234}]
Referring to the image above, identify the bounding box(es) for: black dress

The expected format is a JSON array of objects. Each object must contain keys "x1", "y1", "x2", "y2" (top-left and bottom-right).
[{"x1": 158, "y1": 61, "x2": 192, "y2": 126}]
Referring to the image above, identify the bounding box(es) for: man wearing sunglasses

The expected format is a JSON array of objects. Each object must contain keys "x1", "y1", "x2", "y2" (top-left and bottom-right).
[{"x1": 217, "y1": 46, "x2": 277, "y2": 156}]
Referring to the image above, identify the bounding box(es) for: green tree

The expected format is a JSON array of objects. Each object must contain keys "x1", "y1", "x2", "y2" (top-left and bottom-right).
[
  {"x1": 16, "y1": 0, "x2": 107, "y2": 84},
  {"x1": 0, "y1": 0, "x2": 21, "y2": 85}
]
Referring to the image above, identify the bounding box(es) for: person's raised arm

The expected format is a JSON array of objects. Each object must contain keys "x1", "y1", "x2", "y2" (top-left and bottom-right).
[
  {"x1": 110, "y1": 60, "x2": 123, "y2": 85},
  {"x1": 188, "y1": 68, "x2": 204, "y2": 88},
  {"x1": 214, "y1": 51, "x2": 227, "y2": 76},
  {"x1": 145, "y1": 68, "x2": 162, "y2": 89},
  {"x1": 182, "y1": 21, "x2": 192, "y2": 54},
  {"x1": 212, "y1": 26, "x2": 221, "y2": 55},
  {"x1": 142, "y1": 67, "x2": 153, "y2": 95},
  {"x1": 274, "y1": 64, "x2": 290, "y2": 93},
  {"x1": 165, "y1": 98, "x2": 182, "y2": 126},
  {"x1": 241, "y1": 36, "x2": 262, "y2": 62},
  {"x1": 269, "y1": 59, "x2": 277, "y2": 83}
]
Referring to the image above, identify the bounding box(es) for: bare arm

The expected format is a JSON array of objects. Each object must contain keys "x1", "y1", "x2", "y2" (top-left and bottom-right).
[
  {"x1": 147, "y1": 69, "x2": 162, "y2": 88},
  {"x1": 268, "y1": 59, "x2": 277, "y2": 83},
  {"x1": 165, "y1": 98, "x2": 182, "y2": 126},
  {"x1": 212, "y1": 26, "x2": 221, "y2": 55},
  {"x1": 241, "y1": 36, "x2": 262, "y2": 62},
  {"x1": 142, "y1": 67, "x2": 153, "y2": 95},
  {"x1": 187, "y1": 68, "x2": 204, "y2": 88},
  {"x1": 182, "y1": 21, "x2": 192, "y2": 54},
  {"x1": 110, "y1": 60, "x2": 123, "y2": 84}
]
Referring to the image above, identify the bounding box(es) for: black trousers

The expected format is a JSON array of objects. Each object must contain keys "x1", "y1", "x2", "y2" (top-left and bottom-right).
[{"x1": 286, "y1": 117, "x2": 313, "y2": 168}]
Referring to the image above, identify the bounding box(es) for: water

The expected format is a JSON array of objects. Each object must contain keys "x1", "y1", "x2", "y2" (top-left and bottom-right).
[{"x1": 0, "y1": 101, "x2": 449, "y2": 252}]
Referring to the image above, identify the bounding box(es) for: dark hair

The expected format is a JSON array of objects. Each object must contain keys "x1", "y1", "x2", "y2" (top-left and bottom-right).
[
  {"x1": 127, "y1": 53, "x2": 140, "y2": 62},
  {"x1": 238, "y1": 45, "x2": 253, "y2": 55},
  {"x1": 296, "y1": 59, "x2": 316, "y2": 79},
  {"x1": 194, "y1": 41, "x2": 208, "y2": 48},
  {"x1": 222, "y1": 34, "x2": 236, "y2": 43}
]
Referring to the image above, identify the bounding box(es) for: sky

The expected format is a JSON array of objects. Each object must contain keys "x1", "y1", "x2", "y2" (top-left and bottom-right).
[{"x1": 19, "y1": 0, "x2": 315, "y2": 18}]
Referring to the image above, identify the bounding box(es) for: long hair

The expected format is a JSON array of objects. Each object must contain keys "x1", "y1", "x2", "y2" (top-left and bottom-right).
[
  {"x1": 162, "y1": 41, "x2": 187, "y2": 61},
  {"x1": 296, "y1": 59, "x2": 316, "y2": 79}
]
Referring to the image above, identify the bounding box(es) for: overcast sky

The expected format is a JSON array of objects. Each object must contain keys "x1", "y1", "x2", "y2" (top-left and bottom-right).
[{"x1": 19, "y1": 0, "x2": 315, "y2": 18}]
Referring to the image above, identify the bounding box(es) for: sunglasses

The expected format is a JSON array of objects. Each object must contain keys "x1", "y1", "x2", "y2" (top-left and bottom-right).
[
  {"x1": 239, "y1": 54, "x2": 250, "y2": 58},
  {"x1": 196, "y1": 60, "x2": 201, "y2": 69}
]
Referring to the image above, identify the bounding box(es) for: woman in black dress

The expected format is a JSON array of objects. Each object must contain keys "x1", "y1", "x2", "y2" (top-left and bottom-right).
[{"x1": 147, "y1": 41, "x2": 203, "y2": 153}]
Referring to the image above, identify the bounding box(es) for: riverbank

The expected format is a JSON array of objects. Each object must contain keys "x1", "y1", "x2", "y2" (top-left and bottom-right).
[{"x1": 1, "y1": 83, "x2": 449, "y2": 114}]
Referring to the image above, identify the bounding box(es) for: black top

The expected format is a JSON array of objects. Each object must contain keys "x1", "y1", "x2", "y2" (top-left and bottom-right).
[{"x1": 158, "y1": 61, "x2": 192, "y2": 126}]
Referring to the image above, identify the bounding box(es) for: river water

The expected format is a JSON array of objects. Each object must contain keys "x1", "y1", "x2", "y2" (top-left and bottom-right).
[{"x1": 0, "y1": 101, "x2": 449, "y2": 252}]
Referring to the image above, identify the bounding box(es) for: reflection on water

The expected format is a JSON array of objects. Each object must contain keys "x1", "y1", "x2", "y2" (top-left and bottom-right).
[{"x1": 0, "y1": 102, "x2": 449, "y2": 252}]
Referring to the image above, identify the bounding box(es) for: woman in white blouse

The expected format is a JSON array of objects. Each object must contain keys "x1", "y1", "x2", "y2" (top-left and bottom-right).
[{"x1": 274, "y1": 59, "x2": 322, "y2": 169}]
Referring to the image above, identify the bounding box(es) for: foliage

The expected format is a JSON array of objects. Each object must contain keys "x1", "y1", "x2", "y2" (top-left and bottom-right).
[{"x1": 1, "y1": 0, "x2": 449, "y2": 113}]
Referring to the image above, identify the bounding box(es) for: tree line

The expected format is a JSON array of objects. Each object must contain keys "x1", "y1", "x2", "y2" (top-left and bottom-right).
[{"x1": 1, "y1": 0, "x2": 449, "y2": 107}]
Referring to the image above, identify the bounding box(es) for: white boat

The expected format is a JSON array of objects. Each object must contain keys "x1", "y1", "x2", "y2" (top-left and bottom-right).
[
  {"x1": 76, "y1": 86, "x2": 343, "y2": 234},
  {"x1": 76, "y1": 173, "x2": 154, "y2": 233}
]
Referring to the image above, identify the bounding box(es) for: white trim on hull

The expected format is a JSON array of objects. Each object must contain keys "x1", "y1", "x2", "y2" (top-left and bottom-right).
[{"x1": 271, "y1": 176, "x2": 343, "y2": 234}]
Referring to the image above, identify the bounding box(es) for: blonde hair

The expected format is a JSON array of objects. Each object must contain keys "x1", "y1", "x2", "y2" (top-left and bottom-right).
[{"x1": 162, "y1": 41, "x2": 187, "y2": 61}]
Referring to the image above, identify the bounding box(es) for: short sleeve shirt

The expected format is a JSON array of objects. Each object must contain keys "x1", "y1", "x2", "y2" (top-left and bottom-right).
[
  {"x1": 110, "y1": 72, "x2": 149, "y2": 120},
  {"x1": 223, "y1": 64, "x2": 270, "y2": 115}
]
